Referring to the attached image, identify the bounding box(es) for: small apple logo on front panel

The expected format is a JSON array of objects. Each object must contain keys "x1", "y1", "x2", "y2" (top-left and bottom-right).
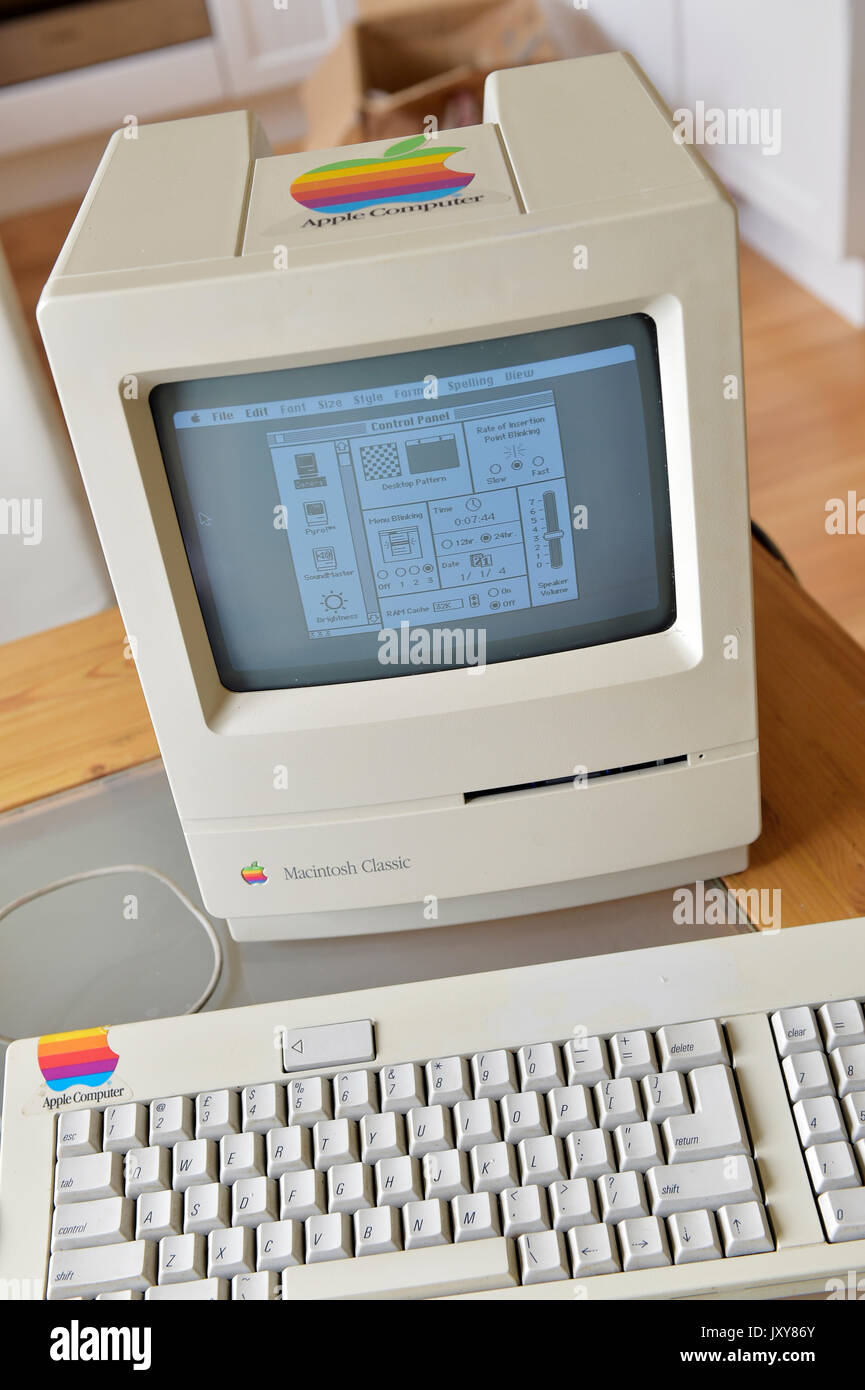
[
  {"x1": 290, "y1": 135, "x2": 475, "y2": 215},
  {"x1": 241, "y1": 860, "x2": 268, "y2": 885}
]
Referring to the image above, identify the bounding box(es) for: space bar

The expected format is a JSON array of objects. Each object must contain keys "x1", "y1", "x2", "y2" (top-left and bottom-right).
[{"x1": 280, "y1": 1238, "x2": 519, "y2": 1300}]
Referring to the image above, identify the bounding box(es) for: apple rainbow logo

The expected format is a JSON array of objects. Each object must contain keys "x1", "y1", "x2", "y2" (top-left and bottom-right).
[
  {"x1": 290, "y1": 135, "x2": 475, "y2": 215},
  {"x1": 38, "y1": 1026, "x2": 119, "y2": 1093},
  {"x1": 241, "y1": 860, "x2": 268, "y2": 885}
]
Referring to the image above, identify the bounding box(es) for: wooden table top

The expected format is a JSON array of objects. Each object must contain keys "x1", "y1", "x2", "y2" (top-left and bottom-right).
[{"x1": 2, "y1": 538, "x2": 864, "y2": 929}]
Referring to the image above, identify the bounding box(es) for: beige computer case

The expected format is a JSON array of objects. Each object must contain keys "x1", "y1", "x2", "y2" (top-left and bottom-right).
[{"x1": 37, "y1": 55, "x2": 759, "y2": 938}]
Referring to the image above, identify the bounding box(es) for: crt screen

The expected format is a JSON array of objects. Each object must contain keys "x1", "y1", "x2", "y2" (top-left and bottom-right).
[{"x1": 150, "y1": 313, "x2": 674, "y2": 690}]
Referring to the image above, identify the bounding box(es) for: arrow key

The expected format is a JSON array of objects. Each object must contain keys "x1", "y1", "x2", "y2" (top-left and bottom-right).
[
  {"x1": 668, "y1": 1209, "x2": 722, "y2": 1264},
  {"x1": 619, "y1": 1215, "x2": 671, "y2": 1271},
  {"x1": 567, "y1": 1221, "x2": 620, "y2": 1276},
  {"x1": 717, "y1": 1201, "x2": 773, "y2": 1256}
]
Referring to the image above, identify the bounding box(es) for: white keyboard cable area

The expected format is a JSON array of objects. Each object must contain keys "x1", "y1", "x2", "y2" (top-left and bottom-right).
[{"x1": 0, "y1": 864, "x2": 224, "y2": 1046}]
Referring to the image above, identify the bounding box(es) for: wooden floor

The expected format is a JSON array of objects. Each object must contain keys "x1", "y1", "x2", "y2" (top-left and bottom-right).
[{"x1": 2, "y1": 201, "x2": 864, "y2": 646}]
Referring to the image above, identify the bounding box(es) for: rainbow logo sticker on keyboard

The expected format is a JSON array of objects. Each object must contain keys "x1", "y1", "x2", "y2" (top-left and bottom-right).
[{"x1": 37, "y1": 1026, "x2": 119, "y2": 1092}]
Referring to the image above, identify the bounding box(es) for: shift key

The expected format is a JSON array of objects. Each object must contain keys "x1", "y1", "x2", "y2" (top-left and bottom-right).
[{"x1": 647, "y1": 1155, "x2": 761, "y2": 1216}]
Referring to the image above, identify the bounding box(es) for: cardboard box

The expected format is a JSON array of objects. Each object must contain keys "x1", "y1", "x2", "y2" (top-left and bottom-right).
[{"x1": 301, "y1": 0, "x2": 563, "y2": 150}]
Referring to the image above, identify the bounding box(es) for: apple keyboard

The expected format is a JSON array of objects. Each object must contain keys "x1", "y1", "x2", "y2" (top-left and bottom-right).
[{"x1": 2, "y1": 917, "x2": 865, "y2": 1300}]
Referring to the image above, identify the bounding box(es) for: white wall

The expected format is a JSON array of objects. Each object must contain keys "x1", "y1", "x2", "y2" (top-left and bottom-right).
[{"x1": 0, "y1": 246, "x2": 113, "y2": 643}]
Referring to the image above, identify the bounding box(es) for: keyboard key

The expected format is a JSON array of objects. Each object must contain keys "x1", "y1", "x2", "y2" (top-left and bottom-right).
[
  {"x1": 663, "y1": 1065, "x2": 749, "y2": 1163},
  {"x1": 819, "y1": 1000, "x2": 865, "y2": 1052},
  {"x1": 404, "y1": 1199, "x2": 451, "y2": 1249},
  {"x1": 280, "y1": 1019, "x2": 375, "y2": 1073},
  {"x1": 195, "y1": 1090, "x2": 239, "y2": 1140},
  {"x1": 518, "y1": 1229, "x2": 569, "y2": 1283},
  {"x1": 313, "y1": 1118, "x2": 359, "y2": 1170},
  {"x1": 96, "y1": 1290, "x2": 142, "y2": 1301},
  {"x1": 619, "y1": 1215, "x2": 671, "y2": 1270},
  {"x1": 656, "y1": 1020, "x2": 728, "y2": 1071},
  {"x1": 149, "y1": 1096, "x2": 193, "y2": 1147},
  {"x1": 549, "y1": 1178, "x2": 598, "y2": 1231},
  {"x1": 380, "y1": 1063, "x2": 425, "y2": 1113},
  {"x1": 426, "y1": 1056, "x2": 471, "y2": 1106},
  {"x1": 771, "y1": 1006, "x2": 820, "y2": 1057},
  {"x1": 184, "y1": 1182, "x2": 229, "y2": 1235},
  {"x1": 125, "y1": 1146, "x2": 170, "y2": 1198},
  {"x1": 220, "y1": 1132, "x2": 265, "y2": 1184},
  {"x1": 453, "y1": 1191, "x2": 500, "y2": 1241},
  {"x1": 564, "y1": 1035, "x2": 610, "y2": 1087},
  {"x1": 781, "y1": 1050, "x2": 834, "y2": 1102},
  {"x1": 334, "y1": 1070, "x2": 378, "y2": 1119},
  {"x1": 599, "y1": 1171, "x2": 648, "y2": 1224},
  {"x1": 643, "y1": 1071, "x2": 690, "y2": 1124},
  {"x1": 52, "y1": 1197, "x2": 133, "y2": 1250},
  {"x1": 407, "y1": 1105, "x2": 452, "y2": 1157},
  {"x1": 668, "y1": 1209, "x2": 723, "y2": 1264},
  {"x1": 136, "y1": 1190, "x2": 182, "y2": 1241},
  {"x1": 819, "y1": 1187, "x2": 865, "y2": 1241},
  {"x1": 793, "y1": 1095, "x2": 846, "y2": 1148},
  {"x1": 48, "y1": 1240, "x2": 156, "y2": 1299},
  {"x1": 805, "y1": 1141, "x2": 860, "y2": 1194},
  {"x1": 173, "y1": 1139, "x2": 217, "y2": 1191},
  {"x1": 517, "y1": 1043, "x2": 564, "y2": 1092},
  {"x1": 288, "y1": 1076, "x2": 332, "y2": 1127},
  {"x1": 305, "y1": 1212, "x2": 352, "y2": 1263},
  {"x1": 146, "y1": 1278, "x2": 226, "y2": 1301},
  {"x1": 470, "y1": 1142, "x2": 518, "y2": 1194},
  {"x1": 327, "y1": 1162, "x2": 374, "y2": 1214},
  {"x1": 103, "y1": 1103, "x2": 147, "y2": 1154},
  {"x1": 158, "y1": 1233, "x2": 205, "y2": 1284},
  {"x1": 595, "y1": 1078, "x2": 642, "y2": 1129},
  {"x1": 614, "y1": 1122, "x2": 664, "y2": 1173},
  {"x1": 471, "y1": 1049, "x2": 517, "y2": 1100},
  {"x1": 502, "y1": 1091, "x2": 548, "y2": 1143},
  {"x1": 360, "y1": 1112, "x2": 406, "y2": 1163},
  {"x1": 843, "y1": 1092, "x2": 865, "y2": 1142},
  {"x1": 207, "y1": 1226, "x2": 255, "y2": 1278},
  {"x1": 375, "y1": 1155, "x2": 422, "y2": 1207},
  {"x1": 233, "y1": 1271, "x2": 279, "y2": 1300},
  {"x1": 501, "y1": 1184, "x2": 549, "y2": 1238},
  {"x1": 831, "y1": 1044, "x2": 865, "y2": 1098},
  {"x1": 281, "y1": 1237, "x2": 518, "y2": 1297},
  {"x1": 647, "y1": 1155, "x2": 761, "y2": 1216},
  {"x1": 547, "y1": 1085, "x2": 593, "y2": 1138},
  {"x1": 717, "y1": 1202, "x2": 773, "y2": 1256},
  {"x1": 242, "y1": 1084, "x2": 287, "y2": 1134},
  {"x1": 355, "y1": 1206, "x2": 402, "y2": 1256},
  {"x1": 232, "y1": 1176, "x2": 278, "y2": 1227},
  {"x1": 565, "y1": 1127, "x2": 615, "y2": 1179},
  {"x1": 568, "y1": 1221, "x2": 620, "y2": 1276},
  {"x1": 55, "y1": 1152, "x2": 123, "y2": 1205},
  {"x1": 610, "y1": 1031, "x2": 657, "y2": 1080},
  {"x1": 279, "y1": 1169, "x2": 326, "y2": 1221},
  {"x1": 256, "y1": 1219, "x2": 303, "y2": 1271},
  {"x1": 265, "y1": 1125, "x2": 312, "y2": 1178},
  {"x1": 423, "y1": 1148, "x2": 471, "y2": 1200},
  {"x1": 517, "y1": 1135, "x2": 566, "y2": 1186},
  {"x1": 57, "y1": 1109, "x2": 101, "y2": 1158},
  {"x1": 454, "y1": 1099, "x2": 500, "y2": 1150}
]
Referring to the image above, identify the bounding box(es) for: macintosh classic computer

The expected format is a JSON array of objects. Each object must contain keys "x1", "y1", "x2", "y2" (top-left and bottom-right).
[{"x1": 38, "y1": 54, "x2": 759, "y2": 941}]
